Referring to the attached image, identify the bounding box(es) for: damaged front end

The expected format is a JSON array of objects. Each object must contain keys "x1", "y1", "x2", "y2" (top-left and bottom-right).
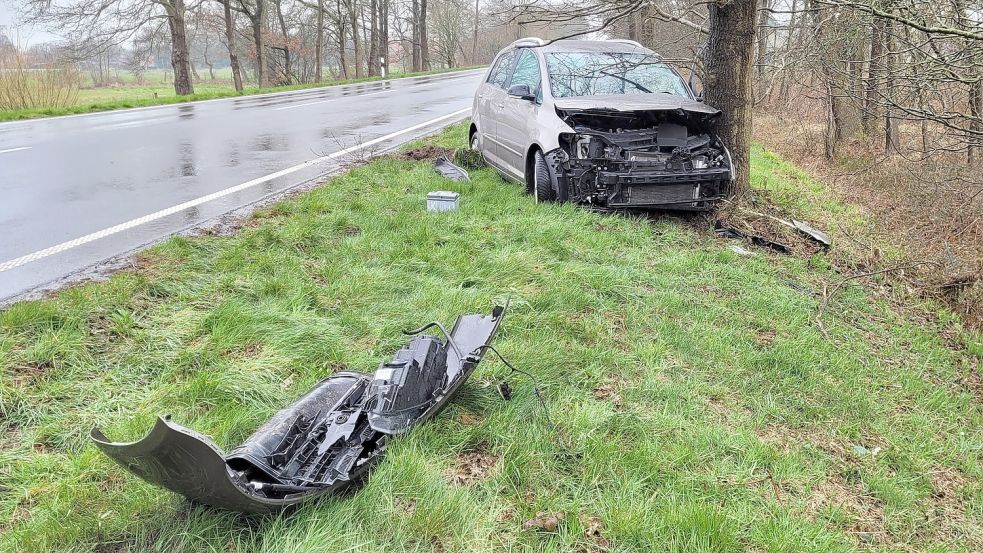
[
  {"x1": 91, "y1": 305, "x2": 505, "y2": 514},
  {"x1": 549, "y1": 107, "x2": 732, "y2": 211}
]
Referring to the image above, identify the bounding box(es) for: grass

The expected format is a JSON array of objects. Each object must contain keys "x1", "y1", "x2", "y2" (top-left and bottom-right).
[
  {"x1": 1, "y1": 122, "x2": 981, "y2": 552},
  {"x1": 0, "y1": 66, "x2": 481, "y2": 122}
]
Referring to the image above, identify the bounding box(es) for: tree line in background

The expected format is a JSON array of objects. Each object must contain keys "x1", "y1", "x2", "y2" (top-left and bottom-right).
[{"x1": 5, "y1": 0, "x2": 530, "y2": 96}]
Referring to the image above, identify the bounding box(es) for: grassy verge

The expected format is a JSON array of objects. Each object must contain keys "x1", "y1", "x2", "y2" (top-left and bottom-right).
[
  {"x1": 0, "y1": 66, "x2": 481, "y2": 122},
  {"x1": 1, "y1": 123, "x2": 980, "y2": 551}
]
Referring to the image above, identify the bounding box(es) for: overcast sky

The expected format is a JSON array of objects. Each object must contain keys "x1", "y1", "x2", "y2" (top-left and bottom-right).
[{"x1": 0, "y1": 0, "x2": 59, "y2": 46}]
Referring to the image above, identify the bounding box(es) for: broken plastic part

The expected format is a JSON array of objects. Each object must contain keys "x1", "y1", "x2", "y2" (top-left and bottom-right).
[
  {"x1": 433, "y1": 155, "x2": 470, "y2": 182},
  {"x1": 91, "y1": 305, "x2": 506, "y2": 513}
]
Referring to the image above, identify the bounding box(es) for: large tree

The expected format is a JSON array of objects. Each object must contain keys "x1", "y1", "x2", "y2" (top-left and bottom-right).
[{"x1": 25, "y1": 0, "x2": 196, "y2": 95}]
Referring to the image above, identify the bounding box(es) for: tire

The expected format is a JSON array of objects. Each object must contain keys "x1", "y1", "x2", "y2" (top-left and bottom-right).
[
  {"x1": 470, "y1": 133, "x2": 479, "y2": 150},
  {"x1": 532, "y1": 150, "x2": 556, "y2": 203}
]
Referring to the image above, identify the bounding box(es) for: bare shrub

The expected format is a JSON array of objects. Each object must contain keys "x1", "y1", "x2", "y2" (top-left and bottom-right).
[{"x1": 0, "y1": 52, "x2": 81, "y2": 111}]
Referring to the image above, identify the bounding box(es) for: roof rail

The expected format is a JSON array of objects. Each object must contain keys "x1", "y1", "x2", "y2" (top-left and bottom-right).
[
  {"x1": 608, "y1": 39, "x2": 644, "y2": 48},
  {"x1": 511, "y1": 37, "x2": 546, "y2": 48}
]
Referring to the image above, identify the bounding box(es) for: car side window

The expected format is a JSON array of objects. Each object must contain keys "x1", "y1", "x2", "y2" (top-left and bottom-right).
[
  {"x1": 487, "y1": 50, "x2": 518, "y2": 89},
  {"x1": 510, "y1": 49, "x2": 542, "y2": 99}
]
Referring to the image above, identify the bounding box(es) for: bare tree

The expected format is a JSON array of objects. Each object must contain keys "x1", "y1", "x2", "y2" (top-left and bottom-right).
[{"x1": 24, "y1": 0, "x2": 196, "y2": 95}]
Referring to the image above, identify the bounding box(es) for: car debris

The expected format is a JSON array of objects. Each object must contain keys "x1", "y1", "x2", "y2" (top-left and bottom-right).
[
  {"x1": 90, "y1": 305, "x2": 506, "y2": 514},
  {"x1": 792, "y1": 219, "x2": 831, "y2": 248},
  {"x1": 426, "y1": 190, "x2": 460, "y2": 212},
  {"x1": 433, "y1": 154, "x2": 470, "y2": 182},
  {"x1": 714, "y1": 221, "x2": 791, "y2": 254}
]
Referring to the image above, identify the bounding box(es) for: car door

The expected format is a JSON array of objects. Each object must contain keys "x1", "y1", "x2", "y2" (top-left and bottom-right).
[
  {"x1": 476, "y1": 49, "x2": 517, "y2": 168},
  {"x1": 496, "y1": 48, "x2": 544, "y2": 179}
]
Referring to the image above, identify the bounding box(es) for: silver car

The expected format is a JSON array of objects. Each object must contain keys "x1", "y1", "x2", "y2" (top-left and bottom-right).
[{"x1": 470, "y1": 38, "x2": 733, "y2": 210}]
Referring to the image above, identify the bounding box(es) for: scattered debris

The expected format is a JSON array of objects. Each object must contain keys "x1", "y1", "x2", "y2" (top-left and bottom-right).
[
  {"x1": 522, "y1": 511, "x2": 563, "y2": 532},
  {"x1": 851, "y1": 444, "x2": 882, "y2": 457},
  {"x1": 729, "y1": 244, "x2": 753, "y2": 256},
  {"x1": 714, "y1": 221, "x2": 791, "y2": 254},
  {"x1": 433, "y1": 155, "x2": 470, "y2": 182},
  {"x1": 91, "y1": 305, "x2": 507, "y2": 513},
  {"x1": 792, "y1": 219, "x2": 832, "y2": 247}
]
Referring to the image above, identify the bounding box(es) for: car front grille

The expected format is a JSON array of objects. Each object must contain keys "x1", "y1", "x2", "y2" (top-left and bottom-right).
[{"x1": 628, "y1": 184, "x2": 700, "y2": 205}]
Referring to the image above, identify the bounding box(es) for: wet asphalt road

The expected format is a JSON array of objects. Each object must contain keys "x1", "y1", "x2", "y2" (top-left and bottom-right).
[{"x1": 0, "y1": 69, "x2": 483, "y2": 303}]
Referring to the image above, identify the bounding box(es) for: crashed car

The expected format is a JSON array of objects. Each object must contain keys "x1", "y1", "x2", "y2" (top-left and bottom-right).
[
  {"x1": 471, "y1": 38, "x2": 733, "y2": 210},
  {"x1": 90, "y1": 305, "x2": 505, "y2": 513}
]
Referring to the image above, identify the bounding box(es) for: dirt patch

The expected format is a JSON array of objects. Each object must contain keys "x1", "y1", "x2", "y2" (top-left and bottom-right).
[
  {"x1": 342, "y1": 225, "x2": 361, "y2": 237},
  {"x1": 521, "y1": 511, "x2": 562, "y2": 532},
  {"x1": 394, "y1": 496, "x2": 417, "y2": 516},
  {"x1": 578, "y1": 515, "x2": 612, "y2": 552},
  {"x1": 455, "y1": 411, "x2": 483, "y2": 427},
  {"x1": 8, "y1": 361, "x2": 53, "y2": 386},
  {"x1": 592, "y1": 380, "x2": 624, "y2": 410},
  {"x1": 447, "y1": 445, "x2": 499, "y2": 486},
  {"x1": 805, "y1": 473, "x2": 889, "y2": 547},
  {"x1": 399, "y1": 145, "x2": 454, "y2": 161},
  {"x1": 753, "y1": 329, "x2": 777, "y2": 347}
]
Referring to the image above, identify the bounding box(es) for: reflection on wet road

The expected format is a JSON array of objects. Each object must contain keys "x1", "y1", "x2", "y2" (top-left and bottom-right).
[{"x1": 0, "y1": 69, "x2": 483, "y2": 301}]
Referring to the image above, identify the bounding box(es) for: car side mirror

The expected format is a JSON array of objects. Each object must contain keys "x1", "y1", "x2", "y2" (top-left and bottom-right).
[{"x1": 507, "y1": 84, "x2": 536, "y2": 101}]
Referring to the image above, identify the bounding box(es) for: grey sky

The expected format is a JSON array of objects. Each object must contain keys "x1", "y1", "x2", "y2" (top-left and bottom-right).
[{"x1": 0, "y1": 0, "x2": 59, "y2": 46}]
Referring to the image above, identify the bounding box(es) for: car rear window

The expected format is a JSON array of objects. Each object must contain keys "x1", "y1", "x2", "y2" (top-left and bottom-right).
[{"x1": 545, "y1": 52, "x2": 690, "y2": 98}]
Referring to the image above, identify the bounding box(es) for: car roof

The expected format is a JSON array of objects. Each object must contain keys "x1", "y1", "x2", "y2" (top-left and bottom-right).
[{"x1": 533, "y1": 39, "x2": 658, "y2": 56}]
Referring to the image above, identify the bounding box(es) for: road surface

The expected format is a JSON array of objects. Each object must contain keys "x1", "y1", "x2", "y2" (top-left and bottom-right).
[{"x1": 0, "y1": 70, "x2": 483, "y2": 303}]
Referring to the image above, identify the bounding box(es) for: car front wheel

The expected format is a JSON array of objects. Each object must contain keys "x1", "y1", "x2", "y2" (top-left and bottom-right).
[{"x1": 532, "y1": 150, "x2": 556, "y2": 203}]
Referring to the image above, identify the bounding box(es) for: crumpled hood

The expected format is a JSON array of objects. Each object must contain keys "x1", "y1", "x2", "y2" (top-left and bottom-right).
[{"x1": 553, "y1": 93, "x2": 720, "y2": 116}]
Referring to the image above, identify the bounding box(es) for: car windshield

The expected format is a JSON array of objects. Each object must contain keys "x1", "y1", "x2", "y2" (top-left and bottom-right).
[{"x1": 545, "y1": 52, "x2": 690, "y2": 98}]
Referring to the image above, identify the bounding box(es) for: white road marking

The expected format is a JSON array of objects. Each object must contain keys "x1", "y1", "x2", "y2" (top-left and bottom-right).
[
  {"x1": 0, "y1": 147, "x2": 31, "y2": 154},
  {"x1": 0, "y1": 69, "x2": 484, "y2": 128},
  {"x1": 271, "y1": 76, "x2": 470, "y2": 111},
  {"x1": 0, "y1": 107, "x2": 471, "y2": 273}
]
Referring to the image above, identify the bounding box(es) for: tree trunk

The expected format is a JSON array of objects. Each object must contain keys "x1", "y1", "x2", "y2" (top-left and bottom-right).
[
  {"x1": 222, "y1": 0, "x2": 244, "y2": 91},
  {"x1": 883, "y1": 20, "x2": 897, "y2": 154},
  {"x1": 969, "y1": 81, "x2": 982, "y2": 164},
  {"x1": 380, "y1": 0, "x2": 389, "y2": 74},
  {"x1": 411, "y1": 0, "x2": 421, "y2": 71},
  {"x1": 166, "y1": 0, "x2": 195, "y2": 95},
  {"x1": 368, "y1": 0, "x2": 379, "y2": 76},
  {"x1": 701, "y1": 0, "x2": 757, "y2": 197},
  {"x1": 315, "y1": 0, "x2": 324, "y2": 81},
  {"x1": 420, "y1": 0, "x2": 429, "y2": 70},
  {"x1": 337, "y1": 0, "x2": 350, "y2": 78},
  {"x1": 863, "y1": 16, "x2": 883, "y2": 134},
  {"x1": 349, "y1": 0, "x2": 363, "y2": 77},
  {"x1": 275, "y1": 0, "x2": 291, "y2": 84},
  {"x1": 756, "y1": 0, "x2": 770, "y2": 77},
  {"x1": 471, "y1": 0, "x2": 479, "y2": 65}
]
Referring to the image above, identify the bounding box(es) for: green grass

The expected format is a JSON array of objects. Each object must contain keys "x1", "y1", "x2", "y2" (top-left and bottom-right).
[
  {"x1": 0, "y1": 66, "x2": 481, "y2": 122},
  {"x1": 1, "y1": 123, "x2": 981, "y2": 552}
]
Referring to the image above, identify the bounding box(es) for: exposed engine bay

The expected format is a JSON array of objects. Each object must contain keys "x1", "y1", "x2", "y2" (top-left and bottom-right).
[
  {"x1": 90, "y1": 305, "x2": 505, "y2": 514},
  {"x1": 548, "y1": 108, "x2": 732, "y2": 210}
]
